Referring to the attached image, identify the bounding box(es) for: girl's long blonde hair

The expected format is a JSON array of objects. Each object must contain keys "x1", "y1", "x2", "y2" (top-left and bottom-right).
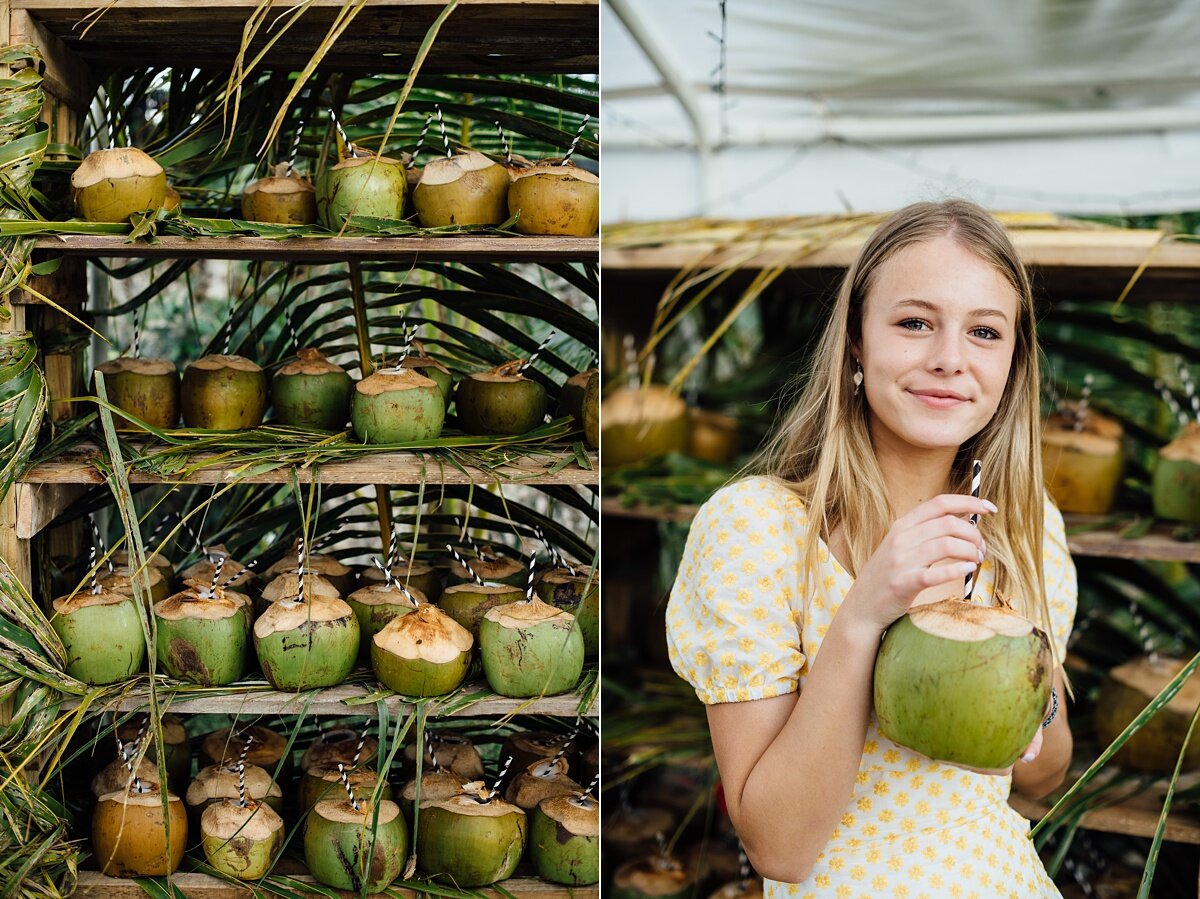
[{"x1": 750, "y1": 200, "x2": 1053, "y2": 642}]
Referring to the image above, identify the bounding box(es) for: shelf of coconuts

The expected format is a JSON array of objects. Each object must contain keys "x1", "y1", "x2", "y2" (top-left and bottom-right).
[
  {"x1": 600, "y1": 499, "x2": 1200, "y2": 563},
  {"x1": 58, "y1": 674, "x2": 598, "y2": 718}
]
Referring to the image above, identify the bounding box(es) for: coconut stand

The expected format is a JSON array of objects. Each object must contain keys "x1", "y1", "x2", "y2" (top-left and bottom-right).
[
  {"x1": 0, "y1": 7, "x2": 598, "y2": 896},
  {"x1": 600, "y1": 215, "x2": 1200, "y2": 890}
]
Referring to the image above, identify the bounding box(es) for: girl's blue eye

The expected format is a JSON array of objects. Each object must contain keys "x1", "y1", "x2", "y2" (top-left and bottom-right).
[
  {"x1": 899, "y1": 319, "x2": 928, "y2": 331},
  {"x1": 971, "y1": 327, "x2": 1001, "y2": 340}
]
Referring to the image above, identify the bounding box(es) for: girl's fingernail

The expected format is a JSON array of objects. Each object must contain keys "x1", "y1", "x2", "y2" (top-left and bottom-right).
[
  {"x1": 982, "y1": 500, "x2": 998, "y2": 513},
  {"x1": 961, "y1": 561, "x2": 978, "y2": 574},
  {"x1": 1021, "y1": 752, "x2": 1036, "y2": 763},
  {"x1": 978, "y1": 549, "x2": 985, "y2": 563}
]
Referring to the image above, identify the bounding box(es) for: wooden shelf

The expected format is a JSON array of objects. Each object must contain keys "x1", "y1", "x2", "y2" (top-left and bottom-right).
[
  {"x1": 61, "y1": 679, "x2": 598, "y2": 718},
  {"x1": 601, "y1": 499, "x2": 1200, "y2": 562},
  {"x1": 1010, "y1": 791, "x2": 1200, "y2": 846},
  {"x1": 75, "y1": 871, "x2": 595, "y2": 898},
  {"x1": 11, "y1": 0, "x2": 599, "y2": 80},
  {"x1": 21, "y1": 235, "x2": 597, "y2": 268}
]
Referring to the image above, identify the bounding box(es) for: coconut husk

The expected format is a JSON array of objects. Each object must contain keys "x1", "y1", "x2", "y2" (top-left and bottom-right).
[
  {"x1": 187, "y1": 764, "x2": 282, "y2": 807},
  {"x1": 356, "y1": 367, "x2": 438, "y2": 395},
  {"x1": 504, "y1": 757, "x2": 580, "y2": 810},
  {"x1": 95, "y1": 357, "x2": 175, "y2": 378},
  {"x1": 301, "y1": 730, "x2": 379, "y2": 773},
  {"x1": 403, "y1": 732, "x2": 485, "y2": 780},
  {"x1": 253, "y1": 595, "x2": 354, "y2": 639},
  {"x1": 92, "y1": 756, "x2": 160, "y2": 798},
  {"x1": 537, "y1": 792, "x2": 598, "y2": 837},
  {"x1": 260, "y1": 570, "x2": 341, "y2": 604},
  {"x1": 372, "y1": 604, "x2": 473, "y2": 662},
  {"x1": 200, "y1": 726, "x2": 286, "y2": 770},
  {"x1": 1162, "y1": 421, "x2": 1200, "y2": 462},
  {"x1": 313, "y1": 797, "x2": 402, "y2": 825},
  {"x1": 276, "y1": 347, "x2": 343, "y2": 377},
  {"x1": 484, "y1": 596, "x2": 574, "y2": 629},
  {"x1": 201, "y1": 798, "x2": 283, "y2": 841}
]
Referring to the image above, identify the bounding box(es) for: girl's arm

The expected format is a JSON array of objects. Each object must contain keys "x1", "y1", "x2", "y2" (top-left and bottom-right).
[
  {"x1": 1011, "y1": 666, "x2": 1072, "y2": 799},
  {"x1": 707, "y1": 493, "x2": 994, "y2": 883}
]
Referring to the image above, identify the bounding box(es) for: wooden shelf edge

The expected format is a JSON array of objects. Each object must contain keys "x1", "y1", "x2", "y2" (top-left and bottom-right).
[
  {"x1": 1009, "y1": 793, "x2": 1200, "y2": 845},
  {"x1": 60, "y1": 681, "x2": 598, "y2": 719},
  {"x1": 600, "y1": 499, "x2": 1200, "y2": 562},
  {"x1": 73, "y1": 871, "x2": 595, "y2": 898}
]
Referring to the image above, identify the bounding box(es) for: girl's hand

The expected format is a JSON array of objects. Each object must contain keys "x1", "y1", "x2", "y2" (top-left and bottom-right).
[{"x1": 842, "y1": 494, "x2": 997, "y2": 634}]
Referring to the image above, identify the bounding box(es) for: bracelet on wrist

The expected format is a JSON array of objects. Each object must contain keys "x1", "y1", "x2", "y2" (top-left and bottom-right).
[{"x1": 1041, "y1": 686, "x2": 1059, "y2": 729}]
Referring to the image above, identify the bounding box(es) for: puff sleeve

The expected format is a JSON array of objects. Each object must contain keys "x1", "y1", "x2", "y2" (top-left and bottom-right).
[{"x1": 666, "y1": 477, "x2": 808, "y2": 704}]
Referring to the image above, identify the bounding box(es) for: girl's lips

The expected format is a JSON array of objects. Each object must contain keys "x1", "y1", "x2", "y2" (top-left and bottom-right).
[{"x1": 909, "y1": 390, "x2": 968, "y2": 409}]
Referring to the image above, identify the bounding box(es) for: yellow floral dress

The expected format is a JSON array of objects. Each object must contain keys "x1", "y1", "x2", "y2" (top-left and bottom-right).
[{"x1": 666, "y1": 476, "x2": 1077, "y2": 899}]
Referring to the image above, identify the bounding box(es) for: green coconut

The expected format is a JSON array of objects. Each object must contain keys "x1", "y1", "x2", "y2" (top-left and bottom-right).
[
  {"x1": 446, "y1": 545, "x2": 526, "y2": 588},
  {"x1": 98, "y1": 563, "x2": 171, "y2": 607},
  {"x1": 94, "y1": 357, "x2": 180, "y2": 431},
  {"x1": 370, "y1": 604, "x2": 474, "y2": 697},
  {"x1": 299, "y1": 766, "x2": 393, "y2": 817},
  {"x1": 530, "y1": 792, "x2": 599, "y2": 885},
  {"x1": 581, "y1": 370, "x2": 599, "y2": 448},
  {"x1": 688, "y1": 408, "x2": 740, "y2": 465},
  {"x1": 395, "y1": 340, "x2": 453, "y2": 404},
  {"x1": 265, "y1": 542, "x2": 355, "y2": 596},
  {"x1": 507, "y1": 161, "x2": 599, "y2": 236},
  {"x1": 611, "y1": 856, "x2": 695, "y2": 899},
  {"x1": 51, "y1": 587, "x2": 145, "y2": 685},
  {"x1": 0, "y1": 330, "x2": 42, "y2": 446},
  {"x1": 72, "y1": 147, "x2": 167, "y2": 222},
  {"x1": 304, "y1": 798, "x2": 408, "y2": 893},
  {"x1": 400, "y1": 768, "x2": 468, "y2": 820},
  {"x1": 258, "y1": 569, "x2": 341, "y2": 616},
  {"x1": 1094, "y1": 655, "x2": 1200, "y2": 773},
  {"x1": 499, "y1": 731, "x2": 578, "y2": 787},
  {"x1": 253, "y1": 595, "x2": 360, "y2": 692},
  {"x1": 352, "y1": 367, "x2": 445, "y2": 444},
  {"x1": 413, "y1": 150, "x2": 510, "y2": 227},
  {"x1": 602, "y1": 385, "x2": 690, "y2": 468},
  {"x1": 200, "y1": 726, "x2": 290, "y2": 780},
  {"x1": 873, "y1": 598, "x2": 1053, "y2": 769},
  {"x1": 479, "y1": 596, "x2": 584, "y2": 698},
  {"x1": 116, "y1": 714, "x2": 192, "y2": 791},
  {"x1": 92, "y1": 782, "x2": 187, "y2": 877},
  {"x1": 503, "y1": 756, "x2": 580, "y2": 811},
  {"x1": 439, "y1": 582, "x2": 525, "y2": 636},
  {"x1": 153, "y1": 580, "x2": 252, "y2": 686},
  {"x1": 316, "y1": 151, "x2": 407, "y2": 230},
  {"x1": 271, "y1": 347, "x2": 353, "y2": 430},
  {"x1": 360, "y1": 558, "x2": 443, "y2": 601},
  {"x1": 164, "y1": 186, "x2": 181, "y2": 213},
  {"x1": 558, "y1": 368, "x2": 597, "y2": 421},
  {"x1": 242, "y1": 162, "x2": 317, "y2": 225},
  {"x1": 181, "y1": 355, "x2": 268, "y2": 430},
  {"x1": 201, "y1": 798, "x2": 285, "y2": 880},
  {"x1": 535, "y1": 568, "x2": 599, "y2": 658},
  {"x1": 403, "y1": 731, "x2": 485, "y2": 780},
  {"x1": 1152, "y1": 422, "x2": 1200, "y2": 524},
  {"x1": 347, "y1": 582, "x2": 422, "y2": 652},
  {"x1": 186, "y1": 763, "x2": 284, "y2": 832},
  {"x1": 416, "y1": 786, "x2": 527, "y2": 886},
  {"x1": 1042, "y1": 407, "x2": 1125, "y2": 515},
  {"x1": 455, "y1": 360, "x2": 548, "y2": 435}
]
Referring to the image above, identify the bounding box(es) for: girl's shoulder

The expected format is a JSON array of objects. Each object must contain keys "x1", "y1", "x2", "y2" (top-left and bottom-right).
[{"x1": 696, "y1": 475, "x2": 809, "y2": 526}]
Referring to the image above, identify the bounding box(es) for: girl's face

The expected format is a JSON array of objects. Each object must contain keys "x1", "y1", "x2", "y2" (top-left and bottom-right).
[{"x1": 857, "y1": 234, "x2": 1019, "y2": 456}]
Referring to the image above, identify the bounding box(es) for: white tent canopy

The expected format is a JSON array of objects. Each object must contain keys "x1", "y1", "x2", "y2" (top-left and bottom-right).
[{"x1": 601, "y1": 0, "x2": 1200, "y2": 220}]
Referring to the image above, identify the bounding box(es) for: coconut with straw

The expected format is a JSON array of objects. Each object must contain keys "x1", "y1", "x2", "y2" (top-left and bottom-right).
[
  {"x1": 94, "y1": 320, "x2": 180, "y2": 432},
  {"x1": 272, "y1": 347, "x2": 354, "y2": 431},
  {"x1": 413, "y1": 107, "x2": 510, "y2": 227},
  {"x1": 1152, "y1": 363, "x2": 1200, "y2": 524},
  {"x1": 92, "y1": 748, "x2": 187, "y2": 877},
  {"x1": 1094, "y1": 654, "x2": 1200, "y2": 773},
  {"x1": 456, "y1": 336, "x2": 553, "y2": 436},
  {"x1": 1041, "y1": 373, "x2": 1124, "y2": 514},
  {"x1": 316, "y1": 108, "x2": 407, "y2": 229},
  {"x1": 439, "y1": 543, "x2": 524, "y2": 636},
  {"x1": 351, "y1": 327, "x2": 445, "y2": 444},
  {"x1": 872, "y1": 461, "x2": 1055, "y2": 769},
  {"x1": 153, "y1": 569, "x2": 252, "y2": 687},
  {"x1": 346, "y1": 557, "x2": 422, "y2": 652},
  {"x1": 51, "y1": 545, "x2": 145, "y2": 685},
  {"x1": 529, "y1": 773, "x2": 600, "y2": 885},
  {"x1": 507, "y1": 116, "x2": 598, "y2": 236},
  {"x1": 602, "y1": 337, "x2": 689, "y2": 467},
  {"x1": 200, "y1": 761, "x2": 286, "y2": 880},
  {"x1": 370, "y1": 582, "x2": 474, "y2": 696},
  {"x1": 242, "y1": 126, "x2": 317, "y2": 225},
  {"x1": 394, "y1": 338, "x2": 453, "y2": 404}
]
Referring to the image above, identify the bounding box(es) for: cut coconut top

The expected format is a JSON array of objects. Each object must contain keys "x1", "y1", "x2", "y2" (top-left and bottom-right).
[
  {"x1": 99, "y1": 564, "x2": 164, "y2": 590},
  {"x1": 507, "y1": 772, "x2": 581, "y2": 808},
  {"x1": 154, "y1": 588, "x2": 243, "y2": 621},
  {"x1": 307, "y1": 766, "x2": 381, "y2": 791},
  {"x1": 98, "y1": 782, "x2": 181, "y2": 806},
  {"x1": 313, "y1": 797, "x2": 401, "y2": 825},
  {"x1": 1111, "y1": 655, "x2": 1200, "y2": 714},
  {"x1": 202, "y1": 798, "x2": 284, "y2": 840},
  {"x1": 266, "y1": 548, "x2": 352, "y2": 579},
  {"x1": 525, "y1": 756, "x2": 571, "y2": 778},
  {"x1": 1045, "y1": 408, "x2": 1123, "y2": 439},
  {"x1": 356, "y1": 367, "x2": 438, "y2": 396},
  {"x1": 118, "y1": 714, "x2": 187, "y2": 745},
  {"x1": 403, "y1": 733, "x2": 483, "y2": 774},
  {"x1": 331, "y1": 153, "x2": 402, "y2": 171},
  {"x1": 906, "y1": 598, "x2": 1041, "y2": 641},
  {"x1": 512, "y1": 162, "x2": 599, "y2": 185},
  {"x1": 484, "y1": 596, "x2": 575, "y2": 628},
  {"x1": 539, "y1": 793, "x2": 599, "y2": 836},
  {"x1": 401, "y1": 770, "x2": 468, "y2": 801},
  {"x1": 188, "y1": 354, "x2": 263, "y2": 373},
  {"x1": 95, "y1": 357, "x2": 177, "y2": 377},
  {"x1": 203, "y1": 726, "x2": 286, "y2": 765},
  {"x1": 615, "y1": 857, "x2": 692, "y2": 892},
  {"x1": 245, "y1": 164, "x2": 315, "y2": 194},
  {"x1": 364, "y1": 559, "x2": 434, "y2": 578},
  {"x1": 540, "y1": 569, "x2": 597, "y2": 587},
  {"x1": 253, "y1": 595, "x2": 354, "y2": 639},
  {"x1": 419, "y1": 150, "x2": 500, "y2": 185},
  {"x1": 72, "y1": 147, "x2": 163, "y2": 188},
  {"x1": 348, "y1": 583, "x2": 423, "y2": 608},
  {"x1": 400, "y1": 355, "x2": 451, "y2": 375},
  {"x1": 112, "y1": 549, "x2": 173, "y2": 571},
  {"x1": 372, "y1": 604, "x2": 474, "y2": 662},
  {"x1": 603, "y1": 386, "x2": 687, "y2": 426},
  {"x1": 443, "y1": 582, "x2": 522, "y2": 598},
  {"x1": 181, "y1": 548, "x2": 249, "y2": 583},
  {"x1": 92, "y1": 757, "x2": 160, "y2": 797},
  {"x1": 52, "y1": 588, "x2": 132, "y2": 613},
  {"x1": 1161, "y1": 421, "x2": 1200, "y2": 462},
  {"x1": 420, "y1": 786, "x2": 525, "y2": 818},
  {"x1": 261, "y1": 571, "x2": 341, "y2": 603},
  {"x1": 187, "y1": 763, "x2": 281, "y2": 805},
  {"x1": 276, "y1": 347, "x2": 346, "y2": 377},
  {"x1": 301, "y1": 732, "x2": 378, "y2": 772}
]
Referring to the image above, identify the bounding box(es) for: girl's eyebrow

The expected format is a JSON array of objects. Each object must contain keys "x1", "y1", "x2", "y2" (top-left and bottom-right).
[{"x1": 890, "y1": 298, "x2": 1010, "y2": 323}]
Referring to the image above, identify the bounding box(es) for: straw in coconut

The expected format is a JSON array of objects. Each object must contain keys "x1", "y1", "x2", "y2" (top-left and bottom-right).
[
  {"x1": 494, "y1": 121, "x2": 512, "y2": 166},
  {"x1": 454, "y1": 517, "x2": 484, "y2": 559},
  {"x1": 964, "y1": 460, "x2": 982, "y2": 601},
  {"x1": 87, "y1": 545, "x2": 102, "y2": 595},
  {"x1": 371, "y1": 556, "x2": 418, "y2": 605},
  {"x1": 434, "y1": 104, "x2": 451, "y2": 158},
  {"x1": 489, "y1": 756, "x2": 513, "y2": 797},
  {"x1": 337, "y1": 762, "x2": 360, "y2": 811},
  {"x1": 236, "y1": 762, "x2": 248, "y2": 808},
  {"x1": 1179, "y1": 361, "x2": 1200, "y2": 422},
  {"x1": 524, "y1": 555, "x2": 537, "y2": 603},
  {"x1": 578, "y1": 771, "x2": 600, "y2": 800},
  {"x1": 560, "y1": 115, "x2": 590, "y2": 166},
  {"x1": 89, "y1": 517, "x2": 115, "y2": 573},
  {"x1": 518, "y1": 331, "x2": 555, "y2": 375},
  {"x1": 547, "y1": 727, "x2": 579, "y2": 768},
  {"x1": 407, "y1": 115, "x2": 432, "y2": 169},
  {"x1": 1155, "y1": 379, "x2": 1189, "y2": 429},
  {"x1": 329, "y1": 107, "x2": 355, "y2": 158},
  {"x1": 130, "y1": 306, "x2": 142, "y2": 359},
  {"x1": 425, "y1": 729, "x2": 442, "y2": 774},
  {"x1": 535, "y1": 525, "x2": 575, "y2": 575},
  {"x1": 351, "y1": 728, "x2": 368, "y2": 769},
  {"x1": 286, "y1": 119, "x2": 305, "y2": 174},
  {"x1": 1072, "y1": 373, "x2": 1094, "y2": 432},
  {"x1": 445, "y1": 544, "x2": 485, "y2": 587}
]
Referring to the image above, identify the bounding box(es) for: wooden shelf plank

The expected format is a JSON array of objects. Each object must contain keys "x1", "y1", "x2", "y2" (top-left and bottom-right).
[
  {"x1": 60, "y1": 679, "x2": 598, "y2": 718},
  {"x1": 14, "y1": 482, "x2": 86, "y2": 539},
  {"x1": 1010, "y1": 793, "x2": 1200, "y2": 846},
  {"x1": 74, "y1": 871, "x2": 594, "y2": 898},
  {"x1": 600, "y1": 499, "x2": 1200, "y2": 562},
  {"x1": 13, "y1": 0, "x2": 599, "y2": 75},
  {"x1": 19, "y1": 445, "x2": 598, "y2": 488},
  {"x1": 23, "y1": 235, "x2": 597, "y2": 268}
]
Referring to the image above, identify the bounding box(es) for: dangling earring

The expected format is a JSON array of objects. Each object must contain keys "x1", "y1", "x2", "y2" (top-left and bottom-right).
[{"x1": 852, "y1": 360, "x2": 864, "y2": 395}]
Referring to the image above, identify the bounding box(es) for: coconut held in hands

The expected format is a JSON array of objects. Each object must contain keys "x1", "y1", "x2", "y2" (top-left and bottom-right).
[
  {"x1": 1041, "y1": 406, "x2": 1124, "y2": 514},
  {"x1": 94, "y1": 357, "x2": 180, "y2": 431},
  {"x1": 352, "y1": 366, "x2": 445, "y2": 444},
  {"x1": 456, "y1": 360, "x2": 548, "y2": 435},
  {"x1": 1152, "y1": 422, "x2": 1200, "y2": 524},
  {"x1": 873, "y1": 598, "x2": 1053, "y2": 770},
  {"x1": 507, "y1": 160, "x2": 599, "y2": 236},
  {"x1": 182, "y1": 355, "x2": 268, "y2": 430},
  {"x1": 72, "y1": 147, "x2": 167, "y2": 223},
  {"x1": 413, "y1": 150, "x2": 509, "y2": 227},
  {"x1": 242, "y1": 162, "x2": 317, "y2": 225}
]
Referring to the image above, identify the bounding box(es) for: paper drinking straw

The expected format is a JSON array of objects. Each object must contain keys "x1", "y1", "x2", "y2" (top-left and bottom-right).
[
  {"x1": 963, "y1": 460, "x2": 982, "y2": 601},
  {"x1": 560, "y1": 115, "x2": 590, "y2": 165},
  {"x1": 518, "y1": 331, "x2": 555, "y2": 374},
  {"x1": 445, "y1": 543, "x2": 485, "y2": 586}
]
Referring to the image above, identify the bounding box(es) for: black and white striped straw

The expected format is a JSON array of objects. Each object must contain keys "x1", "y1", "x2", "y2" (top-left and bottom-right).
[
  {"x1": 130, "y1": 306, "x2": 142, "y2": 359},
  {"x1": 296, "y1": 538, "x2": 307, "y2": 603},
  {"x1": 547, "y1": 727, "x2": 579, "y2": 768},
  {"x1": 206, "y1": 554, "x2": 225, "y2": 598},
  {"x1": 434, "y1": 105, "x2": 451, "y2": 158},
  {"x1": 489, "y1": 755, "x2": 513, "y2": 797},
  {"x1": 286, "y1": 119, "x2": 305, "y2": 174},
  {"x1": 283, "y1": 304, "x2": 300, "y2": 353},
  {"x1": 623, "y1": 334, "x2": 638, "y2": 389},
  {"x1": 386, "y1": 527, "x2": 398, "y2": 570},
  {"x1": 425, "y1": 729, "x2": 442, "y2": 774},
  {"x1": 407, "y1": 115, "x2": 432, "y2": 169},
  {"x1": 518, "y1": 331, "x2": 555, "y2": 374},
  {"x1": 396, "y1": 323, "x2": 416, "y2": 366},
  {"x1": 445, "y1": 543, "x2": 485, "y2": 586},
  {"x1": 329, "y1": 107, "x2": 355, "y2": 158},
  {"x1": 89, "y1": 517, "x2": 115, "y2": 573},
  {"x1": 222, "y1": 318, "x2": 233, "y2": 356},
  {"x1": 560, "y1": 115, "x2": 590, "y2": 166},
  {"x1": 454, "y1": 517, "x2": 484, "y2": 559},
  {"x1": 223, "y1": 558, "x2": 257, "y2": 587},
  {"x1": 1179, "y1": 361, "x2": 1200, "y2": 422},
  {"x1": 1073, "y1": 373, "x2": 1094, "y2": 432},
  {"x1": 236, "y1": 761, "x2": 247, "y2": 808},
  {"x1": 535, "y1": 525, "x2": 575, "y2": 575},
  {"x1": 578, "y1": 771, "x2": 599, "y2": 799},
  {"x1": 1155, "y1": 379, "x2": 1190, "y2": 428},
  {"x1": 351, "y1": 728, "x2": 368, "y2": 769},
  {"x1": 524, "y1": 554, "x2": 537, "y2": 603},
  {"x1": 964, "y1": 460, "x2": 982, "y2": 602},
  {"x1": 337, "y1": 762, "x2": 360, "y2": 811},
  {"x1": 495, "y1": 121, "x2": 512, "y2": 165},
  {"x1": 88, "y1": 545, "x2": 102, "y2": 595},
  {"x1": 121, "y1": 742, "x2": 146, "y2": 794},
  {"x1": 372, "y1": 557, "x2": 418, "y2": 604}
]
